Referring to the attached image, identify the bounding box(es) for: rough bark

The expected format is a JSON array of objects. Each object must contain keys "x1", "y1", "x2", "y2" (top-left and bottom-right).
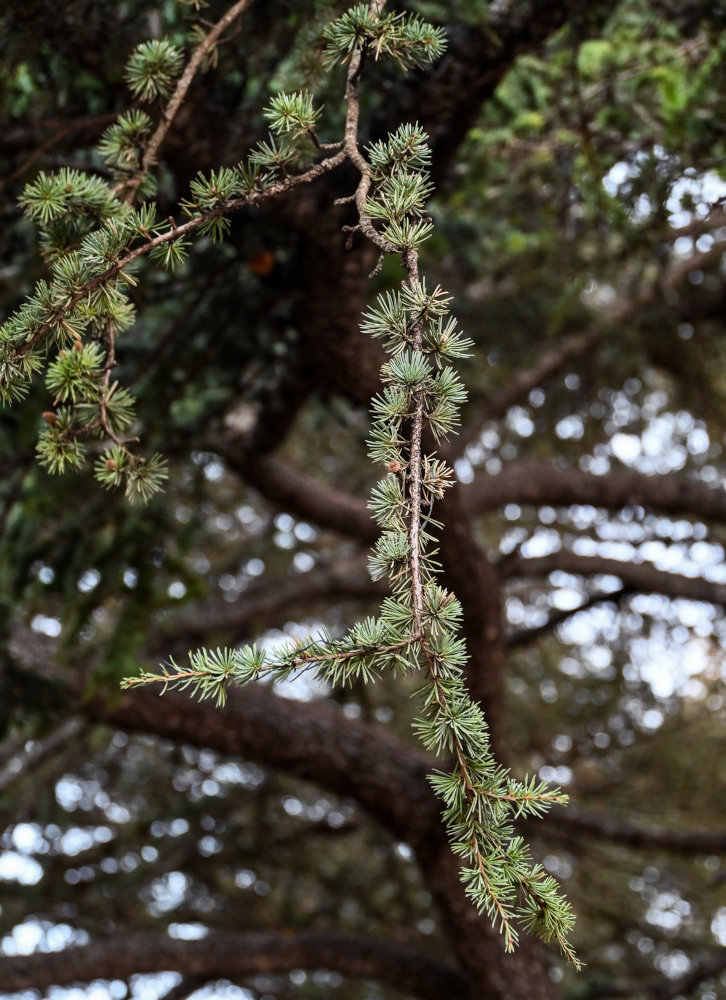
[
  {"x1": 437, "y1": 482, "x2": 508, "y2": 756},
  {"x1": 84, "y1": 685, "x2": 437, "y2": 845}
]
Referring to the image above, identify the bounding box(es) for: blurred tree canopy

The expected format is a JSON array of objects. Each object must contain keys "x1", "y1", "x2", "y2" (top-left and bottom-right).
[{"x1": 1, "y1": 2, "x2": 726, "y2": 1000}]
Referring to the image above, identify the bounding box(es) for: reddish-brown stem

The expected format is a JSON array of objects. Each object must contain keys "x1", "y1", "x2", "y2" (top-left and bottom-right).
[
  {"x1": 401, "y1": 252, "x2": 426, "y2": 629},
  {"x1": 116, "y1": 0, "x2": 256, "y2": 203},
  {"x1": 2, "y1": 149, "x2": 346, "y2": 382}
]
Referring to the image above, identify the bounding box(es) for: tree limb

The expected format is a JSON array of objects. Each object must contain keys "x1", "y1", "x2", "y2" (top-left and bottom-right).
[
  {"x1": 0, "y1": 717, "x2": 85, "y2": 794},
  {"x1": 503, "y1": 551, "x2": 726, "y2": 607},
  {"x1": 153, "y1": 558, "x2": 385, "y2": 653},
  {"x1": 0, "y1": 113, "x2": 119, "y2": 191},
  {"x1": 477, "y1": 331, "x2": 599, "y2": 426},
  {"x1": 588, "y1": 951, "x2": 726, "y2": 1000},
  {"x1": 463, "y1": 460, "x2": 726, "y2": 524},
  {"x1": 5, "y1": 147, "x2": 347, "y2": 378},
  {"x1": 437, "y1": 483, "x2": 508, "y2": 754},
  {"x1": 217, "y1": 446, "x2": 378, "y2": 542},
  {"x1": 506, "y1": 587, "x2": 630, "y2": 648},
  {"x1": 541, "y1": 807, "x2": 726, "y2": 855},
  {"x1": 77, "y1": 679, "x2": 554, "y2": 1000},
  {"x1": 216, "y1": 451, "x2": 726, "y2": 574},
  {"x1": 0, "y1": 929, "x2": 471, "y2": 999},
  {"x1": 377, "y1": 1, "x2": 603, "y2": 186},
  {"x1": 457, "y1": 230, "x2": 726, "y2": 450},
  {"x1": 82, "y1": 683, "x2": 438, "y2": 846}
]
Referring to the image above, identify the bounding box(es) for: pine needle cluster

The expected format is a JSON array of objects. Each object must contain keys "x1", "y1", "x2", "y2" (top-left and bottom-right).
[
  {"x1": 0, "y1": 32, "x2": 334, "y2": 499},
  {"x1": 322, "y1": 3, "x2": 446, "y2": 71},
  {"x1": 121, "y1": 4, "x2": 580, "y2": 966},
  {"x1": 124, "y1": 39, "x2": 184, "y2": 102},
  {"x1": 0, "y1": 171, "x2": 169, "y2": 499}
]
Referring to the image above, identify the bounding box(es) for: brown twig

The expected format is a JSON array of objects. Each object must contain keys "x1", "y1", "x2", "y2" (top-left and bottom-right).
[
  {"x1": 116, "y1": 0, "x2": 256, "y2": 203},
  {"x1": 342, "y1": 1, "x2": 394, "y2": 254},
  {"x1": 2, "y1": 148, "x2": 346, "y2": 384}
]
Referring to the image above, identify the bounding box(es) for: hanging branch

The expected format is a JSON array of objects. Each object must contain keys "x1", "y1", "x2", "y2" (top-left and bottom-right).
[
  {"x1": 0, "y1": 0, "x2": 579, "y2": 962},
  {"x1": 121, "y1": 4, "x2": 580, "y2": 965},
  {"x1": 0, "y1": 0, "x2": 338, "y2": 500}
]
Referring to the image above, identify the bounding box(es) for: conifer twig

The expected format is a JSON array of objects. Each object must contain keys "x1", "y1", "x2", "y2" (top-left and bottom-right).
[
  {"x1": 108, "y1": 3, "x2": 578, "y2": 960},
  {"x1": 336, "y1": 22, "x2": 578, "y2": 965},
  {"x1": 116, "y1": 0, "x2": 256, "y2": 203},
  {"x1": 342, "y1": 1, "x2": 396, "y2": 254},
  {"x1": 4, "y1": 149, "x2": 346, "y2": 372}
]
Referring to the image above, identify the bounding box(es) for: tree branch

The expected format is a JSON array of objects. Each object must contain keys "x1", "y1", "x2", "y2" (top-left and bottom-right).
[
  {"x1": 477, "y1": 331, "x2": 599, "y2": 426},
  {"x1": 503, "y1": 550, "x2": 726, "y2": 607},
  {"x1": 0, "y1": 929, "x2": 471, "y2": 999},
  {"x1": 463, "y1": 460, "x2": 726, "y2": 524},
  {"x1": 506, "y1": 587, "x2": 630, "y2": 648},
  {"x1": 377, "y1": 1, "x2": 603, "y2": 186},
  {"x1": 117, "y1": 0, "x2": 256, "y2": 203},
  {"x1": 153, "y1": 558, "x2": 385, "y2": 653},
  {"x1": 82, "y1": 683, "x2": 438, "y2": 846},
  {"x1": 74, "y1": 675, "x2": 552, "y2": 1000},
  {"x1": 215, "y1": 449, "x2": 726, "y2": 563},
  {"x1": 541, "y1": 807, "x2": 726, "y2": 855},
  {"x1": 4, "y1": 149, "x2": 347, "y2": 383},
  {"x1": 243, "y1": 3, "x2": 607, "y2": 422},
  {"x1": 0, "y1": 717, "x2": 85, "y2": 794},
  {"x1": 0, "y1": 113, "x2": 118, "y2": 191},
  {"x1": 437, "y1": 482, "x2": 508, "y2": 753},
  {"x1": 216, "y1": 446, "x2": 378, "y2": 542},
  {"x1": 457, "y1": 228, "x2": 726, "y2": 450}
]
